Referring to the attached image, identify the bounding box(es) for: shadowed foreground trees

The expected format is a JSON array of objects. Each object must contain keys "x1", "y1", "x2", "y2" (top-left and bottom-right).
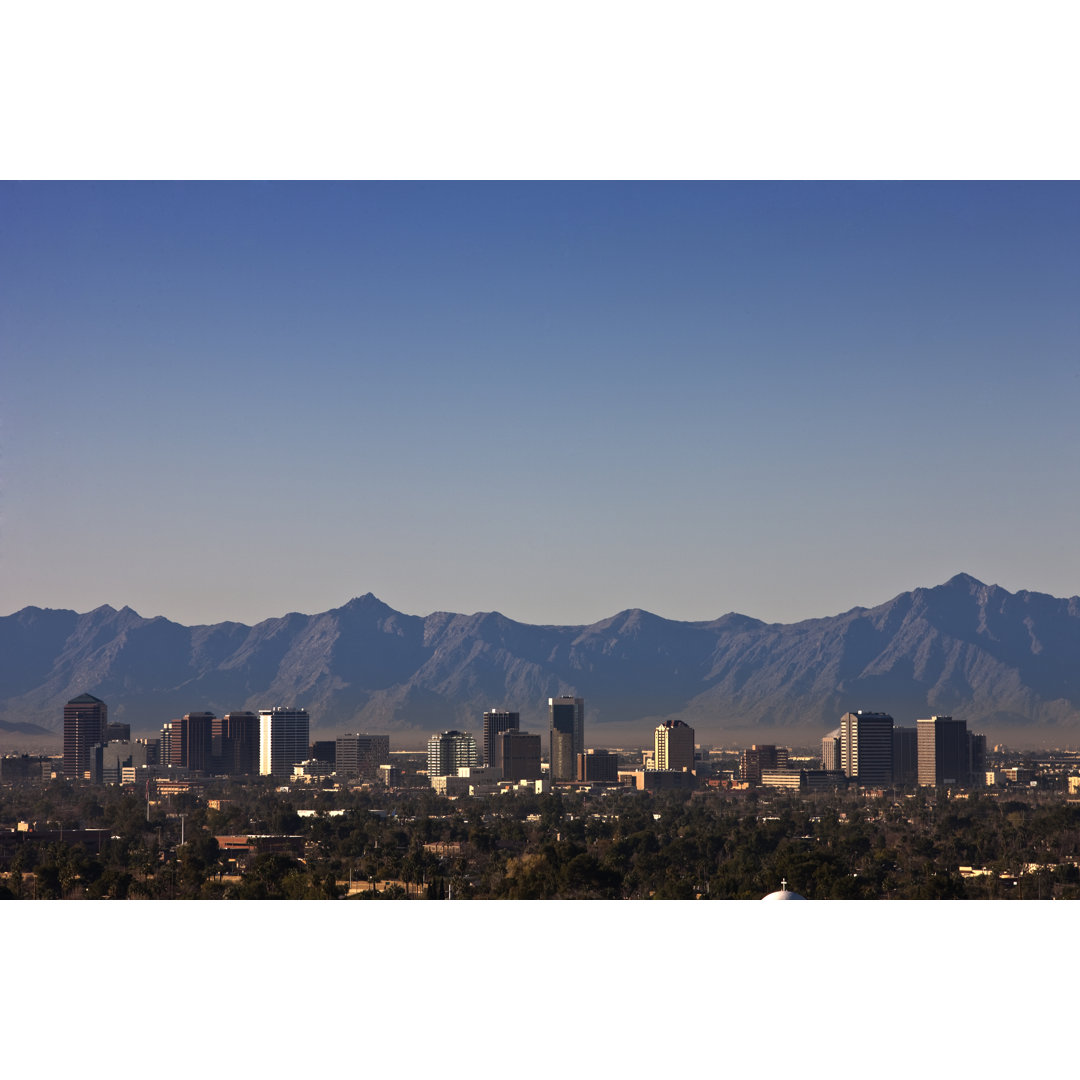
[{"x1": 4, "y1": 780, "x2": 1080, "y2": 899}]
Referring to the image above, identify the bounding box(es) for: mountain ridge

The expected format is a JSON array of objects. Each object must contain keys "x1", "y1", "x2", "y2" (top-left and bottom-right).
[{"x1": 3, "y1": 574, "x2": 1079, "y2": 739}]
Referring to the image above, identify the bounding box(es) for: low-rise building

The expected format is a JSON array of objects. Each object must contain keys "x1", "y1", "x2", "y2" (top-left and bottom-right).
[
  {"x1": 622, "y1": 769, "x2": 697, "y2": 792},
  {"x1": 577, "y1": 748, "x2": 619, "y2": 782},
  {"x1": 430, "y1": 775, "x2": 472, "y2": 796},
  {"x1": 761, "y1": 768, "x2": 847, "y2": 792},
  {"x1": 741, "y1": 745, "x2": 788, "y2": 785},
  {"x1": 293, "y1": 759, "x2": 335, "y2": 779}
]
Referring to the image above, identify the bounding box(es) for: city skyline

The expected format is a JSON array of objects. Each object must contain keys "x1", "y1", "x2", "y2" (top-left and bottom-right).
[
  {"x1": 3, "y1": 182, "x2": 1078, "y2": 631},
  {"x1": 5, "y1": 3, "x2": 1065, "y2": 1061}
]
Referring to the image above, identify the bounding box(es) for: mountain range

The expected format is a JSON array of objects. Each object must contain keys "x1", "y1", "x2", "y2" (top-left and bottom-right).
[{"x1": 2, "y1": 573, "x2": 1079, "y2": 741}]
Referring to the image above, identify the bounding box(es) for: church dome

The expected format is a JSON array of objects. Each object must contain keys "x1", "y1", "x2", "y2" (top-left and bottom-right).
[{"x1": 762, "y1": 879, "x2": 807, "y2": 900}]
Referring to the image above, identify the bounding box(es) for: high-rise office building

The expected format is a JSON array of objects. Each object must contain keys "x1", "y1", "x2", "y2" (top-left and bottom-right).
[
  {"x1": 970, "y1": 733, "x2": 987, "y2": 781},
  {"x1": 169, "y1": 712, "x2": 215, "y2": 771},
  {"x1": 160, "y1": 721, "x2": 173, "y2": 768},
  {"x1": 550, "y1": 731, "x2": 575, "y2": 781},
  {"x1": 336, "y1": 734, "x2": 390, "y2": 778},
  {"x1": 821, "y1": 728, "x2": 841, "y2": 772},
  {"x1": 106, "y1": 722, "x2": 130, "y2": 742},
  {"x1": 427, "y1": 731, "x2": 479, "y2": 777},
  {"x1": 310, "y1": 741, "x2": 337, "y2": 764},
  {"x1": 917, "y1": 715, "x2": 973, "y2": 787},
  {"x1": 140, "y1": 738, "x2": 161, "y2": 767},
  {"x1": 839, "y1": 711, "x2": 894, "y2": 785},
  {"x1": 259, "y1": 707, "x2": 311, "y2": 777},
  {"x1": 483, "y1": 710, "x2": 519, "y2": 768},
  {"x1": 216, "y1": 712, "x2": 259, "y2": 775},
  {"x1": 497, "y1": 730, "x2": 542, "y2": 781},
  {"x1": 654, "y1": 719, "x2": 695, "y2": 772},
  {"x1": 549, "y1": 696, "x2": 584, "y2": 781},
  {"x1": 63, "y1": 693, "x2": 108, "y2": 780},
  {"x1": 892, "y1": 725, "x2": 919, "y2": 785}
]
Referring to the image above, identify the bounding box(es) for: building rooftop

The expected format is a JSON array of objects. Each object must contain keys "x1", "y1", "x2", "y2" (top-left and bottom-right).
[{"x1": 762, "y1": 879, "x2": 807, "y2": 900}]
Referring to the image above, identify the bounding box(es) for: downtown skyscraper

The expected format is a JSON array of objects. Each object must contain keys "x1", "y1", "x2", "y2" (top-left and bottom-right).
[
  {"x1": 839, "y1": 711, "x2": 894, "y2": 785},
  {"x1": 917, "y1": 715, "x2": 978, "y2": 787},
  {"x1": 483, "y1": 709, "x2": 519, "y2": 769},
  {"x1": 549, "y1": 696, "x2": 584, "y2": 781},
  {"x1": 63, "y1": 693, "x2": 108, "y2": 780},
  {"x1": 654, "y1": 719, "x2": 695, "y2": 772},
  {"x1": 259, "y1": 707, "x2": 310, "y2": 777},
  {"x1": 427, "y1": 730, "x2": 479, "y2": 777}
]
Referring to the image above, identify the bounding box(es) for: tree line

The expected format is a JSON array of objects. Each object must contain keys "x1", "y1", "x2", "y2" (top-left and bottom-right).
[{"x1": 2, "y1": 778, "x2": 1079, "y2": 899}]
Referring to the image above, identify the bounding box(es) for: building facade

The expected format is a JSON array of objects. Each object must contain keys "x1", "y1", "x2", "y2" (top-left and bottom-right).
[
  {"x1": 917, "y1": 715, "x2": 977, "y2": 787},
  {"x1": 336, "y1": 733, "x2": 391, "y2": 778},
  {"x1": 549, "y1": 697, "x2": 584, "y2": 781},
  {"x1": 259, "y1": 707, "x2": 311, "y2": 777},
  {"x1": 496, "y1": 730, "x2": 542, "y2": 781},
  {"x1": 892, "y1": 725, "x2": 919, "y2": 785},
  {"x1": 839, "y1": 711, "x2": 894, "y2": 785},
  {"x1": 577, "y1": 748, "x2": 618, "y2": 782},
  {"x1": 310, "y1": 741, "x2": 337, "y2": 764},
  {"x1": 740, "y1": 745, "x2": 788, "y2": 785},
  {"x1": 173, "y1": 712, "x2": 215, "y2": 772},
  {"x1": 654, "y1": 719, "x2": 695, "y2": 772},
  {"x1": 821, "y1": 728, "x2": 842, "y2": 772},
  {"x1": 483, "y1": 710, "x2": 520, "y2": 769},
  {"x1": 427, "y1": 731, "x2": 479, "y2": 778},
  {"x1": 63, "y1": 693, "x2": 108, "y2": 780},
  {"x1": 762, "y1": 768, "x2": 847, "y2": 793},
  {"x1": 216, "y1": 711, "x2": 259, "y2": 775}
]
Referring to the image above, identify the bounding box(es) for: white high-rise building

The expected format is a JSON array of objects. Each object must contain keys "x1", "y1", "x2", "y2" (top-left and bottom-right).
[
  {"x1": 259, "y1": 707, "x2": 310, "y2": 777},
  {"x1": 427, "y1": 730, "x2": 479, "y2": 778},
  {"x1": 821, "y1": 728, "x2": 842, "y2": 772}
]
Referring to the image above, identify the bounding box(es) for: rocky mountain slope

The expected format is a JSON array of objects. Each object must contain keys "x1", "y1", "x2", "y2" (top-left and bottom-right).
[{"x1": 2, "y1": 574, "x2": 1079, "y2": 737}]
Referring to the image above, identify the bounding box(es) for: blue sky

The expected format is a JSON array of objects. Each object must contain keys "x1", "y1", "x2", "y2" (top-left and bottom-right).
[{"x1": 3, "y1": 181, "x2": 1078, "y2": 627}]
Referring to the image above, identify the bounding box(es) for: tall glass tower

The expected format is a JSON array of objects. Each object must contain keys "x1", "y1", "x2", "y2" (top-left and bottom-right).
[
  {"x1": 259, "y1": 706, "x2": 310, "y2": 777},
  {"x1": 549, "y1": 696, "x2": 584, "y2": 781}
]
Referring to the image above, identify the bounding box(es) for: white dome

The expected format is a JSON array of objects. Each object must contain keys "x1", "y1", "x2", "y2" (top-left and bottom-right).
[{"x1": 762, "y1": 879, "x2": 806, "y2": 900}]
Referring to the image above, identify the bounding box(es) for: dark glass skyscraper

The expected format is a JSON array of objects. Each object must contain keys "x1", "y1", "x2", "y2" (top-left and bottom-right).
[
  {"x1": 259, "y1": 707, "x2": 310, "y2": 777},
  {"x1": 483, "y1": 709, "x2": 519, "y2": 768},
  {"x1": 549, "y1": 696, "x2": 584, "y2": 781},
  {"x1": 173, "y1": 712, "x2": 214, "y2": 771},
  {"x1": 839, "y1": 711, "x2": 894, "y2": 785},
  {"x1": 217, "y1": 711, "x2": 259, "y2": 774},
  {"x1": 63, "y1": 692, "x2": 108, "y2": 780},
  {"x1": 917, "y1": 715, "x2": 971, "y2": 787},
  {"x1": 498, "y1": 729, "x2": 542, "y2": 781}
]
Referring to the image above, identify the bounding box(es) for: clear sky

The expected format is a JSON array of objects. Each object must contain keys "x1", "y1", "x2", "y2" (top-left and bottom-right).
[{"x1": 2, "y1": 181, "x2": 1078, "y2": 627}]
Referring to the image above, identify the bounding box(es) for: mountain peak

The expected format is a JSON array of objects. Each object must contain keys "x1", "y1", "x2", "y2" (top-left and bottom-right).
[
  {"x1": 341, "y1": 593, "x2": 391, "y2": 611},
  {"x1": 943, "y1": 572, "x2": 987, "y2": 590}
]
